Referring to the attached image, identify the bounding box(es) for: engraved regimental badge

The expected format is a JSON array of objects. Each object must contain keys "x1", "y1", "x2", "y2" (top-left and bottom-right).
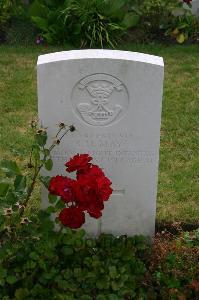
[{"x1": 72, "y1": 74, "x2": 129, "y2": 126}]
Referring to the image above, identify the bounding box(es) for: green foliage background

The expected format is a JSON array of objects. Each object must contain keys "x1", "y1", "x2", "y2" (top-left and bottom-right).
[{"x1": 1, "y1": 0, "x2": 199, "y2": 46}]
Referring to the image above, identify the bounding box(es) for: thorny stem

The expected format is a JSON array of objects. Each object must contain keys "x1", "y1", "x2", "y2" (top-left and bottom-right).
[
  {"x1": 20, "y1": 127, "x2": 71, "y2": 218},
  {"x1": 0, "y1": 125, "x2": 73, "y2": 242},
  {"x1": 29, "y1": 147, "x2": 33, "y2": 166}
]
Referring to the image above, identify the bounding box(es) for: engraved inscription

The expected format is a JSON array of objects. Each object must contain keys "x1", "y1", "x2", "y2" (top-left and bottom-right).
[
  {"x1": 51, "y1": 150, "x2": 155, "y2": 164},
  {"x1": 112, "y1": 189, "x2": 125, "y2": 196},
  {"x1": 72, "y1": 73, "x2": 129, "y2": 126}
]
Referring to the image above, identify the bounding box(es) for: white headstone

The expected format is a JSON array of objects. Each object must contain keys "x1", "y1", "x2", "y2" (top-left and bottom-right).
[
  {"x1": 192, "y1": 0, "x2": 199, "y2": 16},
  {"x1": 37, "y1": 50, "x2": 164, "y2": 237}
]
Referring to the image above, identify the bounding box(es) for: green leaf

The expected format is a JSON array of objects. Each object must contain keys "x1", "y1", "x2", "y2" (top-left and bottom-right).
[
  {"x1": 61, "y1": 246, "x2": 73, "y2": 256},
  {"x1": 108, "y1": 295, "x2": 120, "y2": 300},
  {"x1": 121, "y1": 13, "x2": 140, "y2": 29},
  {"x1": 46, "y1": 206, "x2": 56, "y2": 214},
  {"x1": 0, "y1": 160, "x2": 21, "y2": 177},
  {"x1": 76, "y1": 228, "x2": 86, "y2": 239},
  {"x1": 32, "y1": 144, "x2": 40, "y2": 161},
  {"x1": 96, "y1": 278, "x2": 109, "y2": 290},
  {"x1": 35, "y1": 132, "x2": 47, "y2": 147},
  {"x1": 103, "y1": 0, "x2": 126, "y2": 19},
  {"x1": 55, "y1": 199, "x2": 65, "y2": 210},
  {"x1": 176, "y1": 33, "x2": 185, "y2": 43},
  {"x1": 0, "y1": 182, "x2": 9, "y2": 197},
  {"x1": 15, "y1": 288, "x2": 29, "y2": 300},
  {"x1": 109, "y1": 266, "x2": 117, "y2": 278},
  {"x1": 31, "y1": 16, "x2": 48, "y2": 32},
  {"x1": 96, "y1": 295, "x2": 107, "y2": 300},
  {"x1": 79, "y1": 296, "x2": 92, "y2": 300},
  {"x1": 48, "y1": 193, "x2": 57, "y2": 204},
  {"x1": 6, "y1": 275, "x2": 17, "y2": 284},
  {"x1": 5, "y1": 191, "x2": 18, "y2": 205},
  {"x1": 29, "y1": 0, "x2": 50, "y2": 18},
  {"x1": 43, "y1": 148, "x2": 50, "y2": 156},
  {"x1": 40, "y1": 176, "x2": 51, "y2": 188},
  {"x1": 45, "y1": 158, "x2": 53, "y2": 171},
  {"x1": 0, "y1": 267, "x2": 7, "y2": 279},
  {"x1": 14, "y1": 175, "x2": 26, "y2": 192},
  {"x1": 111, "y1": 281, "x2": 122, "y2": 291}
]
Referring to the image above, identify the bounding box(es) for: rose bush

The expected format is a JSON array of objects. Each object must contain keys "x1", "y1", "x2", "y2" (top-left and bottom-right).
[{"x1": 48, "y1": 154, "x2": 113, "y2": 228}]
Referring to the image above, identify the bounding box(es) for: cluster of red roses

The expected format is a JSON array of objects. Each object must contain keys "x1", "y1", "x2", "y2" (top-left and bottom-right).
[{"x1": 48, "y1": 154, "x2": 112, "y2": 229}]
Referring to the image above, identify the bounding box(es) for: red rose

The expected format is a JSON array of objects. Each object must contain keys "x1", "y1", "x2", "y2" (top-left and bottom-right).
[
  {"x1": 65, "y1": 154, "x2": 92, "y2": 173},
  {"x1": 88, "y1": 209, "x2": 102, "y2": 219},
  {"x1": 59, "y1": 207, "x2": 85, "y2": 229},
  {"x1": 87, "y1": 199, "x2": 104, "y2": 219},
  {"x1": 73, "y1": 176, "x2": 97, "y2": 210},
  {"x1": 49, "y1": 176, "x2": 75, "y2": 202},
  {"x1": 77, "y1": 164, "x2": 105, "y2": 179},
  {"x1": 96, "y1": 176, "x2": 112, "y2": 201}
]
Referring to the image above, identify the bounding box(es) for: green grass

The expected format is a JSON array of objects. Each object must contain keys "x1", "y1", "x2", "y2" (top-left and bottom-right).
[{"x1": 0, "y1": 44, "x2": 198, "y2": 223}]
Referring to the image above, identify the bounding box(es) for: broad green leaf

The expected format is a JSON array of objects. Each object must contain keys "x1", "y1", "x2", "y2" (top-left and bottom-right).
[
  {"x1": 103, "y1": 0, "x2": 126, "y2": 19},
  {"x1": 46, "y1": 206, "x2": 56, "y2": 214},
  {"x1": 31, "y1": 16, "x2": 48, "y2": 32},
  {"x1": 109, "y1": 266, "x2": 117, "y2": 278},
  {"x1": 15, "y1": 288, "x2": 29, "y2": 300},
  {"x1": 79, "y1": 296, "x2": 92, "y2": 300},
  {"x1": 29, "y1": 0, "x2": 50, "y2": 18},
  {"x1": 108, "y1": 295, "x2": 120, "y2": 300},
  {"x1": 121, "y1": 13, "x2": 140, "y2": 29},
  {"x1": 14, "y1": 175, "x2": 26, "y2": 193},
  {"x1": 0, "y1": 182, "x2": 9, "y2": 197},
  {"x1": 76, "y1": 228, "x2": 86, "y2": 239},
  {"x1": 35, "y1": 132, "x2": 47, "y2": 147},
  {"x1": 96, "y1": 278, "x2": 109, "y2": 289},
  {"x1": 0, "y1": 160, "x2": 21, "y2": 177},
  {"x1": 6, "y1": 275, "x2": 17, "y2": 284},
  {"x1": 48, "y1": 193, "x2": 57, "y2": 203},
  {"x1": 55, "y1": 199, "x2": 65, "y2": 210},
  {"x1": 61, "y1": 246, "x2": 74, "y2": 256},
  {"x1": 176, "y1": 33, "x2": 185, "y2": 43},
  {"x1": 43, "y1": 148, "x2": 50, "y2": 156},
  {"x1": 111, "y1": 280, "x2": 123, "y2": 291},
  {"x1": 5, "y1": 191, "x2": 18, "y2": 204},
  {"x1": 40, "y1": 176, "x2": 51, "y2": 188},
  {"x1": 96, "y1": 296, "x2": 107, "y2": 300},
  {"x1": 0, "y1": 266, "x2": 7, "y2": 278},
  {"x1": 45, "y1": 158, "x2": 53, "y2": 171}
]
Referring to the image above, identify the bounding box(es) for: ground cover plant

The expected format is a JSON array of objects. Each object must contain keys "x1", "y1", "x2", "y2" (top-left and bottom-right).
[{"x1": 0, "y1": 217, "x2": 198, "y2": 299}]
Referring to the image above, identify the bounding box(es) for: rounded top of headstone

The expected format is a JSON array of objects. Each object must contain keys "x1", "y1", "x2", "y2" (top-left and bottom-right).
[{"x1": 37, "y1": 49, "x2": 164, "y2": 67}]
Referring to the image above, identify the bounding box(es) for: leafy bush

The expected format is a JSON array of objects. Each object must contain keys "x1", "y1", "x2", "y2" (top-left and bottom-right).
[
  {"x1": 147, "y1": 229, "x2": 199, "y2": 299},
  {"x1": 5, "y1": 18, "x2": 36, "y2": 46},
  {"x1": 127, "y1": 0, "x2": 199, "y2": 43},
  {"x1": 29, "y1": 0, "x2": 139, "y2": 47},
  {"x1": 0, "y1": 0, "x2": 34, "y2": 44},
  {"x1": 165, "y1": 11, "x2": 199, "y2": 43},
  {"x1": 0, "y1": 222, "x2": 198, "y2": 299},
  {"x1": 0, "y1": 0, "x2": 13, "y2": 42},
  {"x1": 0, "y1": 224, "x2": 150, "y2": 299}
]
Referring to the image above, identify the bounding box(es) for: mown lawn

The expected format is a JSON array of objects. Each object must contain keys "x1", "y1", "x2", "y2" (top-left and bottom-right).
[{"x1": 0, "y1": 44, "x2": 198, "y2": 223}]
